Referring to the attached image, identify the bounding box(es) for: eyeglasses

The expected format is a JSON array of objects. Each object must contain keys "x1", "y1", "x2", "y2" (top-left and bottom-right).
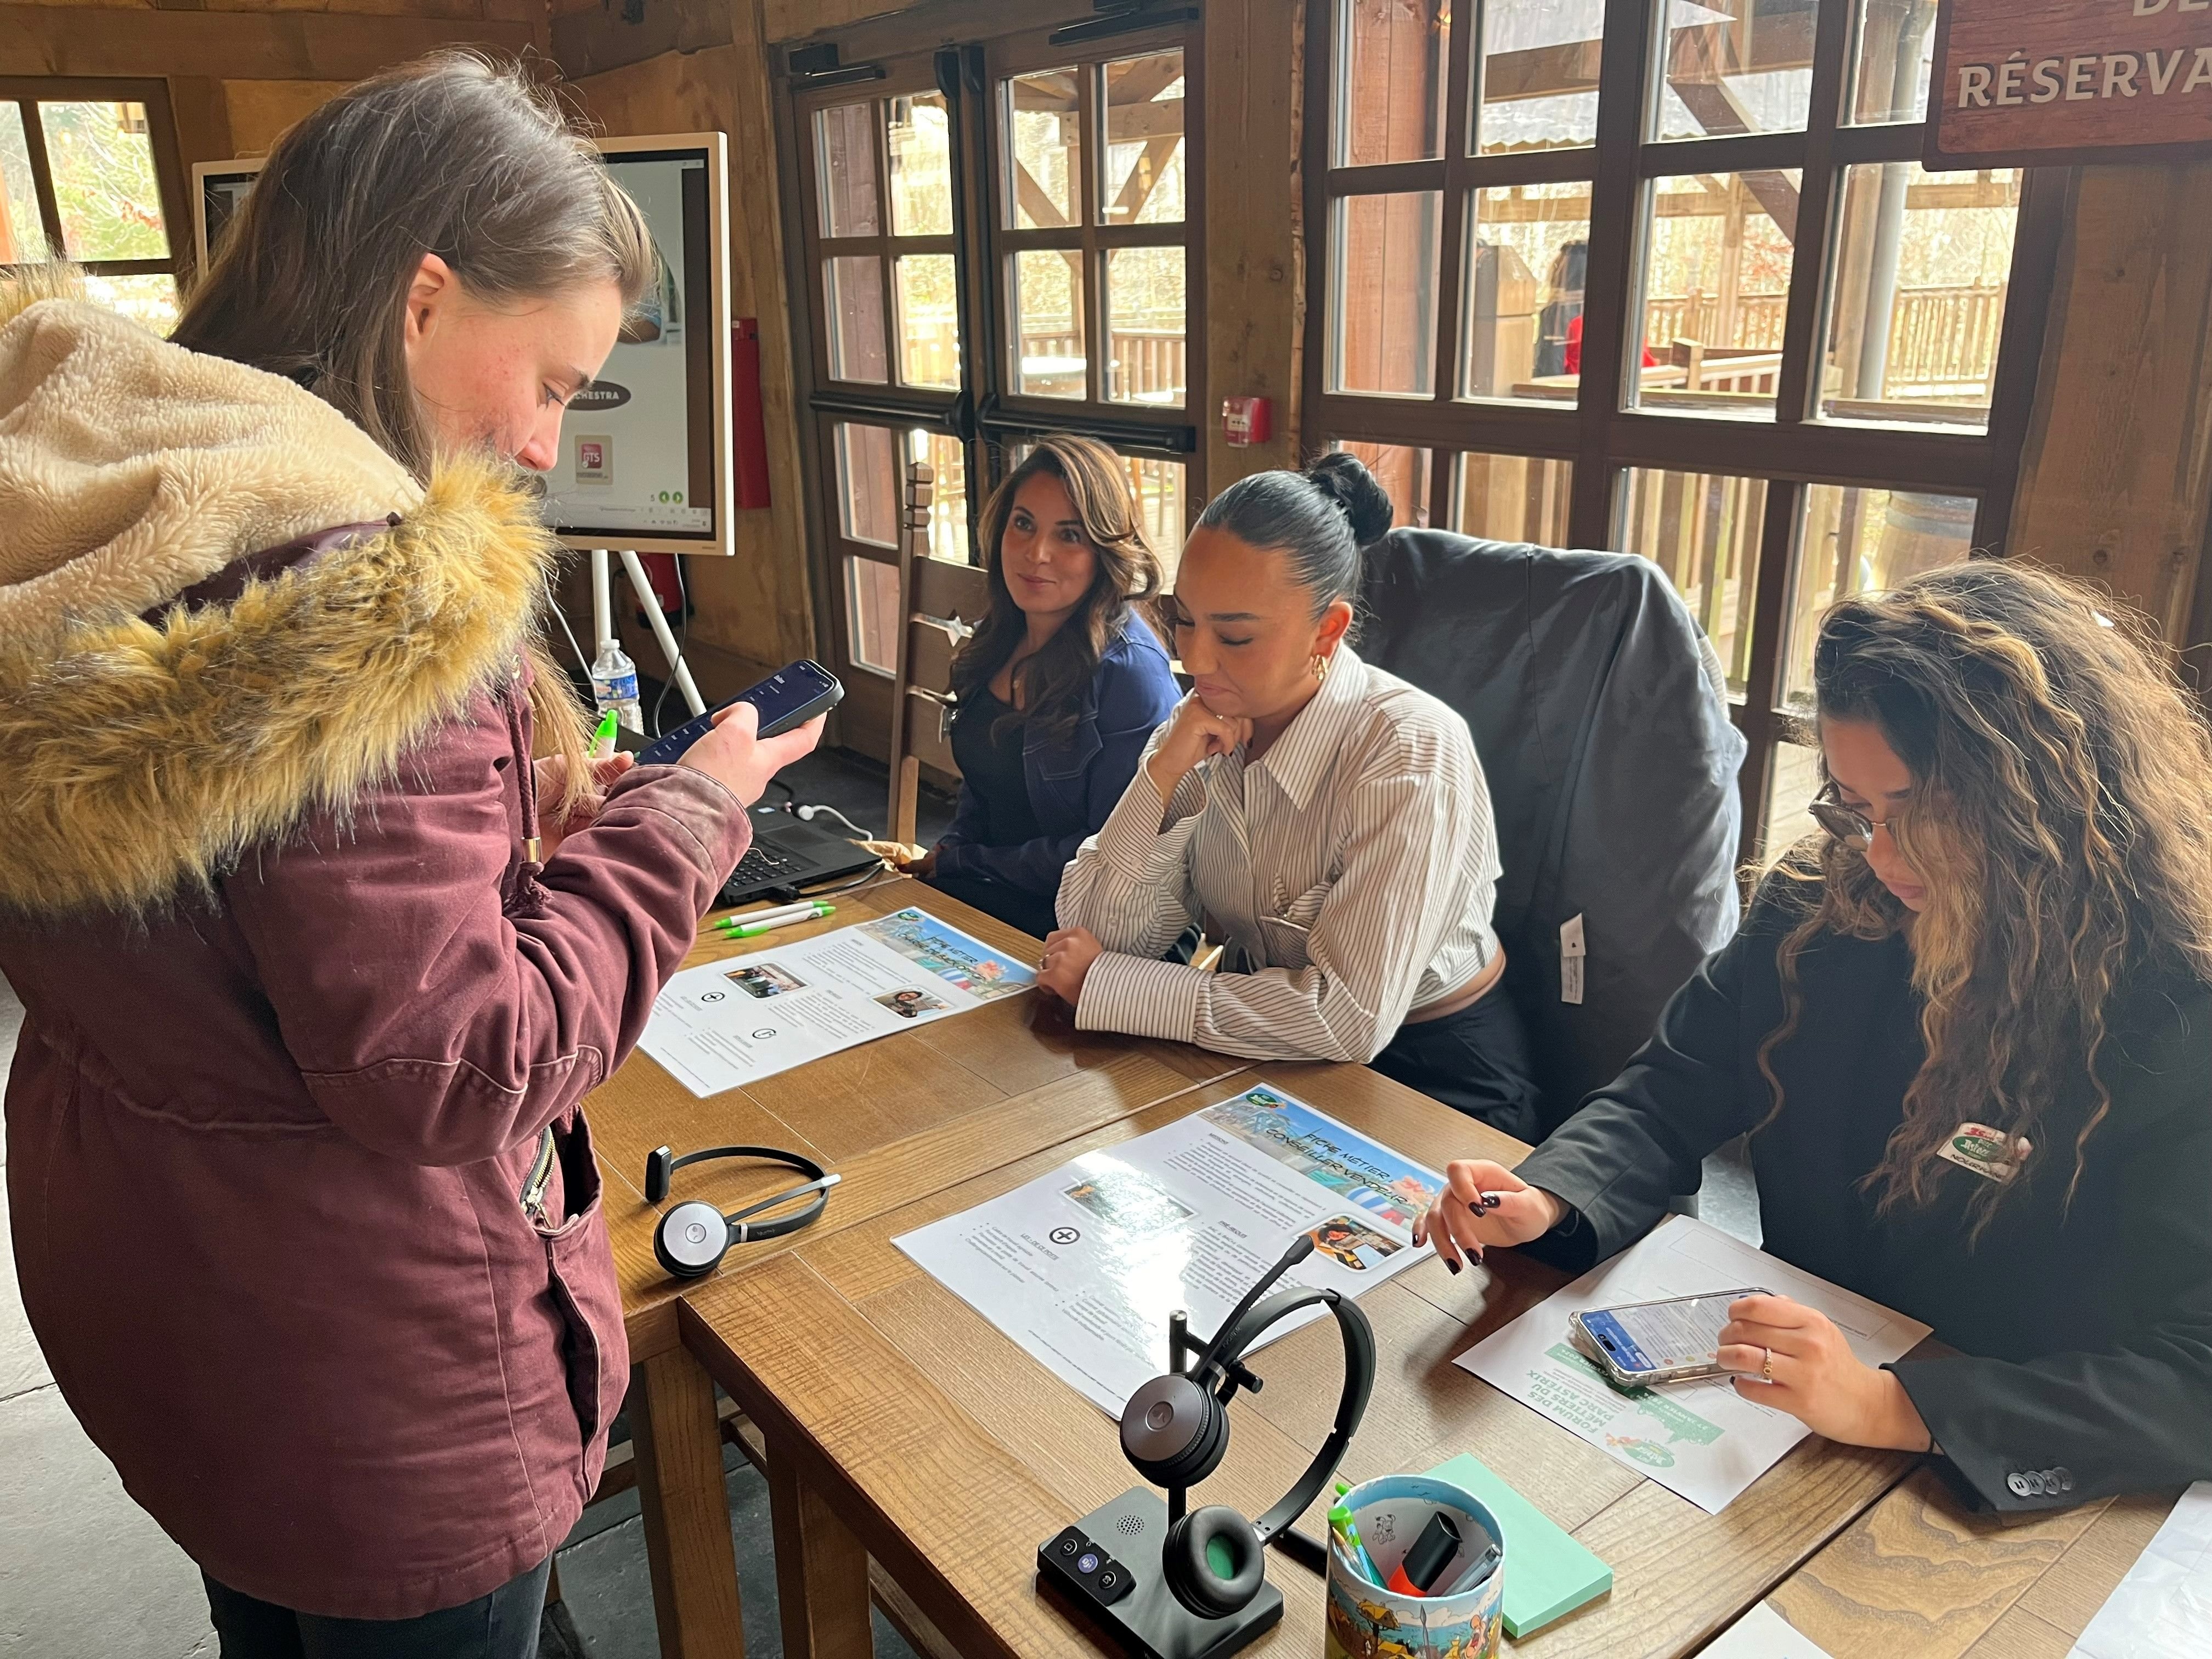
[{"x1": 1808, "y1": 792, "x2": 1887, "y2": 850}]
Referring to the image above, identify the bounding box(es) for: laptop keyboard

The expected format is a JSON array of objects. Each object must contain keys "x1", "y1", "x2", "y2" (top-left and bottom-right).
[{"x1": 729, "y1": 841, "x2": 809, "y2": 887}]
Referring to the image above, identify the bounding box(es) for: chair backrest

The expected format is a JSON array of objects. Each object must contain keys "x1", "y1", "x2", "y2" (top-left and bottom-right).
[
  {"x1": 1359, "y1": 528, "x2": 1747, "y2": 1126},
  {"x1": 885, "y1": 459, "x2": 989, "y2": 845}
]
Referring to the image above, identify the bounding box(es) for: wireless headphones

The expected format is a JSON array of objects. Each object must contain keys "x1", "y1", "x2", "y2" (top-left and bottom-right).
[
  {"x1": 1116, "y1": 1235, "x2": 1375, "y2": 1621},
  {"x1": 646, "y1": 1144, "x2": 838, "y2": 1279}
]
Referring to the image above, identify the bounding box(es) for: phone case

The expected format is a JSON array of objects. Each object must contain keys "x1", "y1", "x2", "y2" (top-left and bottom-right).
[
  {"x1": 633, "y1": 664, "x2": 844, "y2": 766},
  {"x1": 1568, "y1": 1288, "x2": 1767, "y2": 1389}
]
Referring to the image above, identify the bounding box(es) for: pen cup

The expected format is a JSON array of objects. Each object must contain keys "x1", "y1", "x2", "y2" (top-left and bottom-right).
[{"x1": 1323, "y1": 1475, "x2": 1504, "y2": 1659}]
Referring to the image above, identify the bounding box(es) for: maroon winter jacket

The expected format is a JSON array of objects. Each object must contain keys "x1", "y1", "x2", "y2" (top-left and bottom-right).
[{"x1": 0, "y1": 291, "x2": 749, "y2": 1618}]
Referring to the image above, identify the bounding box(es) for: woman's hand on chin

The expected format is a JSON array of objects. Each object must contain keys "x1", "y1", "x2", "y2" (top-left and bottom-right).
[{"x1": 1718, "y1": 1294, "x2": 1933, "y2": 1451}]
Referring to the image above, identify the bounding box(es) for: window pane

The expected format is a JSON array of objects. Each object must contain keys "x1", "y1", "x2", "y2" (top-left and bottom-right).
[
  {"x1": 1652, "y1": 0, "x2": 1814, "y2": 142},
  {"x1": 814, "y1": 101, "x2": 880, "y2": 236},
  {"x1": 834, "y1": 422, "x2": 898, "y2": 546},
  {"x1": 1124, "y1": 454, "x2": 1188, "y2": 580},
  {"x1": 1453, "y1": 452, "x2": 1573, "y2": 546},
  {"x1": 906, "y1": 428, "x2": 971, "y2": 563},
  {"x1": 1011, "y1": 250, "x2": 1086, "y2": 398},
  {"x1": 1106, "y1": 246, "x2": 1185, "y2": 406},
  {"x1": 1103, "y1": 52, "x2": 1186, "y2": 225},
  {"x1": 1634, "y1": 172, "x2": 1801, "y2": 417},
  {"x1": 1763, "y1": 739, "x2": 1823, "y2": 864},
  {"x1": 894, "y1": 254, "x2": 959, "y2": 390},
  {"x1": 847, "y1": 555, "x2": 901, "y2": 674},
  {"x1": 1821, "y1": 165, "x2": 2018, "y2": 431},
  {"x1": 0, "y1": 103, "x2": 48, "y2": 262},
  {"x1": 1475, "y1": 0, "x2": 1601, "y2": 154},
  {"x1": 1618, "y1": 467, "x2": 1769, "y2": 695},
  {"x1": 825, "y1": 256, "x2": 888, "y2": 383},
  {"x1": 1006, "y1": 70, "x2": 1079, "y2": 229},
  {"x1": 1333, "y1": 0, "x2": 1447, "y2": 167},
  {"x1": 81, "y1": 272, "x2": 178, "y2": 336},
  {"x1": 1463, "y1": 182, "x2": 1591, "y2": 400},
  {"x1": 1334, "y1": 442, "x2": 1431, "y2": 528},
  {"x1": 888, "y1": 92, "x2": 952, "y2": 236},
  {"x1": 42, "y1": 101, "x2": 168, "y2": 260},
  {"x1": 1849, "y1": 0, "x2": 1939, "y2": 125},
  {"x1": 1329, "y1": 191, "x2": 1442, "y2": 397},
  {"x1": 1782, "y1": 486, "x2": 1975, "y2": 705}
]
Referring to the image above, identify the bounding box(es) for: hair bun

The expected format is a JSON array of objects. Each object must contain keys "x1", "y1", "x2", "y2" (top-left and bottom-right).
[{"x1": 1302, "y1": 452, "x2": 1396, "y2": 547}]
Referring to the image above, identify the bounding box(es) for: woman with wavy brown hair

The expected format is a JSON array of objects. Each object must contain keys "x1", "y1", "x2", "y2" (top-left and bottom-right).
[
  {"x1": 1412, "y1": 558, "x2": 2212, "y2": 1513},
  {"x1": 917, "y1": 435, "x2": 1179, "y2": 936}
]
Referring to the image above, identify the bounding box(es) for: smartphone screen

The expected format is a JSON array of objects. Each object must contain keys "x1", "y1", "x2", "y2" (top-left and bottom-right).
[
  {"x1": 1578, "y1": 1289, "x2": 1763, "y2": 1379},
  {"x1": 737, "y1": 661, "x2": 839, "y2": 736}
]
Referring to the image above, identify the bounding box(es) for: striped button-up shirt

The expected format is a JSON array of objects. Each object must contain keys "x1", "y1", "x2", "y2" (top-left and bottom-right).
[{"x1": 1057, "y1": 645, "x2": 1503, "y2": 1063}]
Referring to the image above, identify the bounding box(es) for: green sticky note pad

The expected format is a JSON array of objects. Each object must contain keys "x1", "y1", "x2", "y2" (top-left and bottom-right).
[{"x1": 1425, "y1": 1453, "x2": 1612, "y2": 1638}]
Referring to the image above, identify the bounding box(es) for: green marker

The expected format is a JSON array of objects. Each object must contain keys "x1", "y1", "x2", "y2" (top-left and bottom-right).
[
  {"x1": 1328, "y1": 1483, "x2": 1383, "y2": 1585},
  {"x1": 718, "y1": 904, "x2": 833, "y2": 939},
  {"x1": 591, "y1": 708, "x2": 619, "y2": 759}
]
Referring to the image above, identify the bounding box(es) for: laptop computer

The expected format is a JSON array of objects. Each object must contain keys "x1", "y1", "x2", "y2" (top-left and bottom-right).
[{"x1": 720, "y1": 808, "x2": 882, "y2": 907}]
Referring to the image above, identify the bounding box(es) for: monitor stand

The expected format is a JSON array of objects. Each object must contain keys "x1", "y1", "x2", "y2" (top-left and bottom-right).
[
  {"x1": 591, "y1": 546, "x2": 706, "y2": 716},
  {"x1": 1036, "y1": 1488, "x2": 1283, "y2": 1659}
]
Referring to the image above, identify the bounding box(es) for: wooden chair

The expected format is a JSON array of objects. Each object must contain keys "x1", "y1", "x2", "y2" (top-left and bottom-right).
[{"x1": 884, "y1": 458, "x2": 989, "y2": 846}]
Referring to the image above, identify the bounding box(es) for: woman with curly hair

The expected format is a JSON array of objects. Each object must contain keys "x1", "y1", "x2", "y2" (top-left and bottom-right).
[{"x1": 1413, "y1": 559, "x2": 2212, "y2": 1511}]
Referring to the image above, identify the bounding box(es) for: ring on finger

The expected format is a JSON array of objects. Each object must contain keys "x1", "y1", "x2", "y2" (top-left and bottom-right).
[{"x1": 1760, "y1": 1346, "x2": 1774, "y2": 1383}]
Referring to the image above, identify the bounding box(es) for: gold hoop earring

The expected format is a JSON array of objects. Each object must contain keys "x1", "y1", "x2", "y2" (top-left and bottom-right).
[{"x1": 1312, "y1": 653, "x2": 1331, "y2": 685}]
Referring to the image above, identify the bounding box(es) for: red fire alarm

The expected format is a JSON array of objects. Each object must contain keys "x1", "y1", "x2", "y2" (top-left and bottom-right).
[{"x1": 1221, "y1": 395, "x2": 1272, "y2": 447}]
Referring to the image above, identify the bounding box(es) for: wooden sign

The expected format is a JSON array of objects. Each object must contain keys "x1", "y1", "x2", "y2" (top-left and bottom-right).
[{"x1": 1929, "y1": 0, "x2": 2212, "y2": 168}]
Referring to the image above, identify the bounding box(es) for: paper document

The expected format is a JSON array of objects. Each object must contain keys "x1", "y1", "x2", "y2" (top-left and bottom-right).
[
  {"x1": 1702, "y1": 1604, "x2": 1838, "y2": 1659},
  {"x1": 896, "y1": 1084, "x2": 1443, "y2": 1415},
  {"x1": 1456, "y1": 1215, "x2": 1931, "y2": 1513},
  {"x1": 639, "y1": 907, "x2": 1035, "y2": 1096},
  {"x1": 2069, "y1": 1481, "x2": 2212, "y2": 1659}
]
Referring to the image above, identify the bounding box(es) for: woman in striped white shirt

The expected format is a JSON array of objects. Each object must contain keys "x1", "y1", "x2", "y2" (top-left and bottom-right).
[{"x1": 1041, "y1": 454, "x2": 1542, "y2": 1136}]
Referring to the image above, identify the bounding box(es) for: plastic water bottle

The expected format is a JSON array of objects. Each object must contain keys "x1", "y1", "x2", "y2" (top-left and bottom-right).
[{"x1": 589, "y1": 637, "x2": 642, "y2": 733}]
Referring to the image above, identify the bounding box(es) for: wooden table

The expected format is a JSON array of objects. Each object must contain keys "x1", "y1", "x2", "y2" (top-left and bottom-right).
[
  {"x1": 681, "y1": 1058, "x2": 1927, "y2": 1659},
  {"x1": 586, "y1": 876, "x2": 1245, "y2": 1659},
  {"x1": 1757, "y1": 1468, "x2": 2182, "y2": 1657}
]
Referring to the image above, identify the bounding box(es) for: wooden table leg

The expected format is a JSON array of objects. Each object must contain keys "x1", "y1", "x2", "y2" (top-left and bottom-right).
[
  {"x1": 768, "y1": 1444, "x2": 873, "y2": 1659},
  {"x1": 629, "y1": 1348, "x2": 748, "y2": 1659}
]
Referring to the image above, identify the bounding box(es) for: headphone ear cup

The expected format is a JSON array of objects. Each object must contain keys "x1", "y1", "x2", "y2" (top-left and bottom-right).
[
  {"x1": 1162, "y1": 1505, "x2": 1265, "y2": 1621},
  {"x1": 653, "y1": 1200, "x2": 731, "y2": 1279},
  {"x1": 1119, "y1": 1375, "x2": 1230, "y2": 1490},
  {"x1": 645, "y1": 1146, "x2": 675, "y2": 1205}
]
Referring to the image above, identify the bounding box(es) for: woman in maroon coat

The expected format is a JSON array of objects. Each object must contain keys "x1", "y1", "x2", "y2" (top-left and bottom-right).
[{"x1": 0, "y1": 57, "x2": 819, "y2": 1656}]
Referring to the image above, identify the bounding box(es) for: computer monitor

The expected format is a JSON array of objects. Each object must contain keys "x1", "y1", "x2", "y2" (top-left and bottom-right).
[
  {"x1": 190, "y1": 157, "x2": 263, "y2": 272},
  {"x1": 183, "y1": 134, "x2": 735, "y2": 559}
]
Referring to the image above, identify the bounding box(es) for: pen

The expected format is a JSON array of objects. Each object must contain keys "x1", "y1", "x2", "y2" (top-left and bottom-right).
[
  {"x1": 718, "y1": 905, "x2": 832, "y2": 939},
  {"x1": 716, "y1": 900, "x2": 835, "y2": 930},
  {"x1": 590, "y1": 709, "x2": 619, "y2": 760},
  {"x1": 1438, "y1": 1541, "x2": 1502, "y2": 1598},
  {"x1": 1330, "y1": 1485, "x2": 1384, "y2": 1585}
]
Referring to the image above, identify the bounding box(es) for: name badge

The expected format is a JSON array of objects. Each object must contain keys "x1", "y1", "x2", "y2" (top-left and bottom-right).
[
  {"x1": 1560, "y1": 913, "x2": 1587, "y2": 1006},
  {"x1": 1937, "y1": 1122, "x2": 2031, "y2": 1183}
]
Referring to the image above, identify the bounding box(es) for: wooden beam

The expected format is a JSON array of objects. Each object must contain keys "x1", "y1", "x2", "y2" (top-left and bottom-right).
[
  {"x1": 0, "y1": 7, "x2": 534, "y2": 80},
  {"x1": 550, "y1": 0, "x2": 733, "y2": 80}
]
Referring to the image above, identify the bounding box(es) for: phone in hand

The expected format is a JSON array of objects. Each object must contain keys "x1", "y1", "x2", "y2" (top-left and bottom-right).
[
  {"x1": 1568, "y1": 1287, "x2": 1769, "y2": 1389},
  {"x1": 634, "y1": 659, "x2": 844, "y2": 768}
]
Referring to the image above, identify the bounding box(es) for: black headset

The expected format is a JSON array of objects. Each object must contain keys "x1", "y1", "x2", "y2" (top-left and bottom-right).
[
  {"x1": 1116, "y1": 1235, "x2": 1375, "y2": 1622},
  {"x1": 646, "y1": 1144, "x2": 838, "y2": 1279}
]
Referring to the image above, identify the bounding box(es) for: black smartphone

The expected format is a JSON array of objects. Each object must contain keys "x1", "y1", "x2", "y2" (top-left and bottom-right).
[{"x1": 634, "y1": 660, "x2": 844, "y2": 767}]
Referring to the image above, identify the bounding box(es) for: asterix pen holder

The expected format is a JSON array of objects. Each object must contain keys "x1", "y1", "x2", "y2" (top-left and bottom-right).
[{"x1": 1324, "y1": 1476, "x2": 1505, "y2": 1659}]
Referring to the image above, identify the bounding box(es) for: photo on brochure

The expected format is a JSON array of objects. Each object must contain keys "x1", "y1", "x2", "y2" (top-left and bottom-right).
[
  {"x1": 1200, "y1": 1087, "x2": 1442, "y2": 1233},
  {"x1": 876, "y1": 987, "x2": 947, "y2": 1019},
  {"x1": 859, "y1": 909, "x2": 1031, "y2": 1002},
  {"x1": 1305, "y1": 1215, "x2": 1403, "y2": 1273},
  {"x1": 1063, "y1": 1168, "x2": 1198, "y2": 1233},
  {"x1": 726, "y1": 963, "x2": 804, "y2": 999}
]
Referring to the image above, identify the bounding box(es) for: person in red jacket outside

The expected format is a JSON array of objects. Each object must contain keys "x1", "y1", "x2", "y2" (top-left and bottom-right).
[{"x1": 0, "y1": 54, "x2": 820, "y2": 1657}]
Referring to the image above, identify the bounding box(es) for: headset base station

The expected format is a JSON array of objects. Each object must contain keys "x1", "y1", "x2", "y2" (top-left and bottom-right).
[{"x1": 1037, "y1": 1488, "x2": 1283, "y2": 1659}]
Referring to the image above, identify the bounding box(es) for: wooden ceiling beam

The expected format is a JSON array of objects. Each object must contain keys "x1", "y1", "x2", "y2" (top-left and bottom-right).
[{"x1": 0, "y1": 7, "x2": 534, "y2": 80}]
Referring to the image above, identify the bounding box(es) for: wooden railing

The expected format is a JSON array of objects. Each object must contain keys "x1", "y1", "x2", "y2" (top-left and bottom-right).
[{"x1": 1639, "y1": 283, "x2": 2007, "y2": 400}]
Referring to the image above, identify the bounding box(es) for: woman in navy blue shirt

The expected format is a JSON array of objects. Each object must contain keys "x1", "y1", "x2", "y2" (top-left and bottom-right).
[{"x1": 922, "y1": 436, "x2": 1180, "y2": 938}]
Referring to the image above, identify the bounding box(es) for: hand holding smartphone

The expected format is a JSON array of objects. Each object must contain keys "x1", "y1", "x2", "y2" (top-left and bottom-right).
[
  {"x1": 1569, "y1": 1288, "x2": 1770, "y2": 1389},
  {"x1": 635, "y1": 660, "x2": 844, "y2": 768}
]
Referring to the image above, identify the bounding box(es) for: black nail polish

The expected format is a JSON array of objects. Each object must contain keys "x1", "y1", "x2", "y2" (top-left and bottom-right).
[{"x1": 1446, "y1": 1258, "x2": 1462, "y2": 1275}]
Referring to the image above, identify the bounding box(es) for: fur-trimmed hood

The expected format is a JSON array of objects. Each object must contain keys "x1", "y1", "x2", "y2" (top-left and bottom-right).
[{"x1": 0, "y1": 281, "x2": 562, "y2": 916}]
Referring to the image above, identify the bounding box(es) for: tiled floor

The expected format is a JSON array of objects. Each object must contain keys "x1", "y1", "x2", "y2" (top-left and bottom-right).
[{"x1": 0, "y1": 750, "x2": 1758, "y2": 1658}]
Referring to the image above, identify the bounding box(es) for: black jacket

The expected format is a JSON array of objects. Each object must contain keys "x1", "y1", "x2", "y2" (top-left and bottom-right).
[{"x1": 1516, "y1": 878, "x2": 2212, "y2": 1513}]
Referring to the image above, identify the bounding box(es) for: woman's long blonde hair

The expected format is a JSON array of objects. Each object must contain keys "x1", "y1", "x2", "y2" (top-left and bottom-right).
[{"x1": 1758, "y1": 560, "x2": 2212, "y2": 1237}]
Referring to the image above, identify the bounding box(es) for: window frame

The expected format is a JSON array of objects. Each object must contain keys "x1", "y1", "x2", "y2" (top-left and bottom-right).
[
  {"x1": 1300, "y1": 0, "x2": 2064, "y2": 856},
  {"x1": 0, "y1": 77, "x2": 192, "y2": 292}
]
